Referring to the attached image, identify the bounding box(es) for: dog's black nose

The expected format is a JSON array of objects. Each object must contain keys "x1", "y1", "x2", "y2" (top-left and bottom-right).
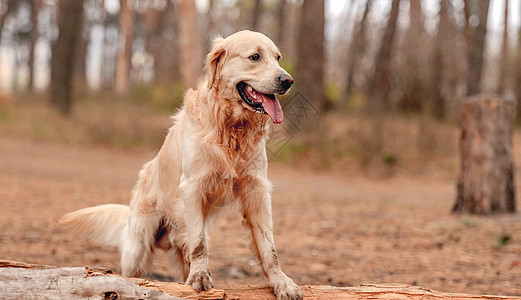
[{"x1": 278, "y1": 74, "x2": 294, "y2": 90}]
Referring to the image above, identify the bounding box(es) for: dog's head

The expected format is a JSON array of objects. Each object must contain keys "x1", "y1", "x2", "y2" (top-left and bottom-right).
[{"x1": 205, "y1": 30, "x2": 293, "y2": 124}]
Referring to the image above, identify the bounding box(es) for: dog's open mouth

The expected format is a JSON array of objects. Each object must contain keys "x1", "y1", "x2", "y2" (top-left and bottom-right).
[{"x1": 237, "y1": 82, "x2": 284, "y2": 124}]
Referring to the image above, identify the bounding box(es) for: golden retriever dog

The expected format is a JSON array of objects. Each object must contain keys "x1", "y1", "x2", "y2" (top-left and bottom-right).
[{"x1": 60, "y1": 30, "x2": 303, "y2": 300}]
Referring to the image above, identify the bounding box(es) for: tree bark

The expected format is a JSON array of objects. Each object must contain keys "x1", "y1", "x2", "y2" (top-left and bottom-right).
[
  {"x1": 399, "y1": 0, "x2": 425, "y2": 113},
  {"x1": 100, "y1": 0, "x2": 117, "y2": 90},
  {"x1": 75, "y1": 17, "x2": 88, "y2": 85},
  {"x1": 143, "y1": 2, "x2": 164, "y2": 82},
  {"x1": 155, "y1": 0, "x2": 180, "y2": 84},
  {"x1": 367, "y1": 0, "x2": 400, "y2": 111},
  {"x1": 344, "y1": 0, "x2": 372, "y2": 103},
  {"x1": 430, "y1": 0, "x2": 450, "y2": 119},
  {"x1": 296, "y1": 0, "x2": 325, "y2": 111},
  {"x1": 497, "y1": 0, "x2": 509, "y2": 94},
  {"x1": 466, "y1": 0, "x2": 491, "y2": 95},
  {"x1": 251, "y1": 0, "x2": 262, "y2": 31},
  {"x1": 0, "y1": 261, "x2": 178, "y2": 299},
  {"x1": 28, "y1": 0, "x2": 40, "y2": 91},
  {"x1": 178, "y1": 0, "x2": 201, "y2": 90},
  {"x1": 454, "y1": 94, "x2": 516, "y2": 214},
  {"x1": 1, "y1": 260, "x2": 518, "y2": 300},
  {"x1": 114, "y1": 0, "x2": 135, "y2": 94},
  {"x1": 276, "y1": 0, "x2": 286, "y2": 46},
  {"x1": 50, "y1": 0, "x2": 85, "y2": 114},
  {"x1": 0, "y1": 0, "x2": 18, "y2": 45},
  {"x1": 517, "y1": 1, "x2": 521, "y2": 120},
  {"x1": 463, "y1": 0, "x2": 471, "y2": 48}
]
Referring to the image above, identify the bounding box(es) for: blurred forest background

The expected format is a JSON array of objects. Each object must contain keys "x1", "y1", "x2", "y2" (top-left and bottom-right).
[
  {"x1": 1, "y1": 1, "x2": 521, "y2": 294},
  {"x1": 0, "y1": 0, "x2": 520, "y2": 170}
]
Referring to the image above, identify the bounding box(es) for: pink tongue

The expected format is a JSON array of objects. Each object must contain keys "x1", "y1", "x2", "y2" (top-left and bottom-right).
[{"x1": 257, "y1": 93, "x2": 284, "y2": 124}]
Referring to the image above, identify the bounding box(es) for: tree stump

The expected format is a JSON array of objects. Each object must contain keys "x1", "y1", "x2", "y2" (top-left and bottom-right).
[{"x1": 454, "y1": 94, "x2": 516, "y2": 214}]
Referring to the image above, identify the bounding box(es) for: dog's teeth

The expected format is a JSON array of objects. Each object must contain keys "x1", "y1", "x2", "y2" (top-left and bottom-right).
[
  {"x1": 252, "y1": 93, "x2": 257, "y2": 99},
  {"x1": 247, "y1": 85, "x2": 253, "y2": 92}
]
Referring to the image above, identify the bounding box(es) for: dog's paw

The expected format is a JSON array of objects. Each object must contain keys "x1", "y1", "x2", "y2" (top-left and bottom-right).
[
  {"x1": 186, "y1": 270, "x2": 214, "y2": 292},
  {"x1": 271, "y1": 275, "x2": 303, "y2": 300}
]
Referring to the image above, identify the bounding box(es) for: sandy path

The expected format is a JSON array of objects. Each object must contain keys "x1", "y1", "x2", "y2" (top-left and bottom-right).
[{"x1": 0, "y1": 133, "x2": 520, "y2": 295}]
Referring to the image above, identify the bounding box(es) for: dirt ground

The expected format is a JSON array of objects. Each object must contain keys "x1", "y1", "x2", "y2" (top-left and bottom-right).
[{"x1": 1, "y1": 132, "x2": 520, "y2": 296}]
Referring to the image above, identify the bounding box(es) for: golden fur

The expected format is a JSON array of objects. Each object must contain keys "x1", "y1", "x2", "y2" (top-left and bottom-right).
[{"x1": 60, "y1": 30, "x2": 302, "y2": 300}]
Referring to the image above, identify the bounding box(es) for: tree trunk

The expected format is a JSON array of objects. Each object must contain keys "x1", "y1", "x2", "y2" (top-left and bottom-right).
[
  {"x1": 276, "y1": 0, "x2": 286, "y2": 46},
  {"x1": 0, "y1": 0, "x2": 18, "y2": 45},
  {"x1": 454, "y1": 94, "x2": 516, "y2": 214},
  {"x1": 296, "y1": 0, "x2": 325, "y2": 111},
  {"x1": 143, "y1": 2, "x2": 163, "y2": 82},
  {"x1": 250, "y1": 0, "x2": 262, "y2": 31},
  {"x1": 100, "y1": 0, "x2": 117, "y2": 90},
  {"x1": 399, "y1": 0, "x2": 425, "y2": 113},
  {"x1": 155, "y1": 0, "x2": 180, "y2": 84},
  {"x1": 367, "y1": 0, "x2": 400, "y2": 111},
  {"x1": 115, "y1": 0, "x2": 135, "y2": 94},
  {"x1": 344, "y1": 0, "x2": 372, "y2": 103},
  {"x1": 75, "y1": 19, "x2": 88, "y2": 86},
  {"x1": 517, "y1": 1, "x2": 521, "y2": 120},
  {"x1": 463, "y1": 0, "x2": 471, "y2": 48},
  {"x1": 430, "y1": 0, "x2": 449, "y2": 119},
  {"x1": 466, "y1": 0, "x2": 491, "y2": 95},
  {"x1": 50, "y1": 0, "x2": 85, "y2": 114},
  {"x1": 1, "y1": 260, "x2": 518, "y2": 300},
  {"x1": 178, "y1": 0, "x2": 201, "y2": 90},
  {"x1": 497, "y1": 0, "x2": 509, "y2": 94},
  {"x1": 28, "y1": 0, "x2": 40, "y2": 91},
  {"x1": 203, "y1": 0, "x2": 216, "y2": 55}
]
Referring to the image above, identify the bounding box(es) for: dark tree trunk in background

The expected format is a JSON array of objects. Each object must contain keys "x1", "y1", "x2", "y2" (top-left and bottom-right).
[
  {"x1": 399, "y1": 0, "x2": 424, "y2": 112},
  {"x1": 155, "y1": 0, "x2": 179, "y2": 84},
  {"x1": 178, "y1": 0, "x2": 201, "y2": 89},
  {"x1": 204, "y1": 0, "x2": 216, "y2": 55},
  {"x1": 143, "y1": 3, "x2": 163, "y2": 81},
  {"x1": 296, "y1": 0, "x2": 325, "y2": 110},
  {"x1": 50, "y1": 0, "x2": 85, "y2": 114},
  {"x1": 75, "y1": 19, "x2": 88, "y2": 85},
  {"x1": 251, "y1": 0, "x2": 262, "y2": 31},
  {"x1": 100, "y1": 0, "x2": 117, "y2": 89},
  {"x1": 0, "y1": 0, "x2": 18, "y2": 44},
  {"x1": 115, "y1": 0, "x2": 134, "y2": 94},
  {"x1": 466, "y1": 0, "x2": 491, "y2": 95},
  {"x1": 144, "y1": 4, "x2": 161, "y2": 50},
  {"x1": 463, "y1": 0, "x2": 471, "y2": 48},
  {"x1": 516, "y1": 1, "x2": 521, "y2": 120},
  {"x1": 276, "y1": 0, "x2": 286, "y2": 46},
  {"x1": 367, "y1": 0, "x2": 400, "y2": 111},
  {"x1": 497, "y1": 0, "x2": 509, "y2": 94},
  {"x1": 430, "y1": 0, "x2": 450, "y2": 119},
  {"x1": 344, "y1": 0, "x2": 372, "y2": 102},
  {"x1": 454, "y1": 94, "x2": 516, "y2": 214},
  {"x1": 28, "y1": 0, "x2": 40, "y2": 91}
]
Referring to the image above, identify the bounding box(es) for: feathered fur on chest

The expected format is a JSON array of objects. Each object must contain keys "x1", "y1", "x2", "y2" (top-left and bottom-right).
[{"x1": 183, "y1": 88, "x2": 270, "y2": 177}]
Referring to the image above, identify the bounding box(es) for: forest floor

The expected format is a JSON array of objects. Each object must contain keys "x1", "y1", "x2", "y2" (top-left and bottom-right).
[{"x1": 1, "y1": 130, "x2": 520, "y2": 296}]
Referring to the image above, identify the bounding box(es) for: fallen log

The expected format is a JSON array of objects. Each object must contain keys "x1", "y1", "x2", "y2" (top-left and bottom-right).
[
  {"x1": 0, "y1": 260, "x2": 179, "y2": 300},
  {"x1": 0, "y1": 260, "x2": 518, "y2": 300}
]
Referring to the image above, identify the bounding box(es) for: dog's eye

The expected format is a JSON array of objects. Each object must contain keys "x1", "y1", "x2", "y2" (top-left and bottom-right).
[
  {"x1": 277, "y1": 55, "x2": 281, "y2": 61},
  {"x1": 249, "y1": 54, "x2": 260, "y2": 61}
]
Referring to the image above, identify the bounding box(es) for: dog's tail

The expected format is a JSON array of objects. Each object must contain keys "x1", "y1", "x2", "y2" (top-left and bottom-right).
[{"x1": 59, "y1": 204, "x2": 129, "y2": 248}]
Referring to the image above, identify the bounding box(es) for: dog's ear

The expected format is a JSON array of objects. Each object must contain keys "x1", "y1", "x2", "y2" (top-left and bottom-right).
[{"x1": 206, "y1": 37, "x2": 226, "y2": 89}]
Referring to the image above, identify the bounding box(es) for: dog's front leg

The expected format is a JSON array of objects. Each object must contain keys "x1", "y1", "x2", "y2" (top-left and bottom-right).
[
  {"x1": 241, "y1": 178, "x2": 303, "y2": 300},
  {"x1": 180, "y1": 178, "x2": 213, "y2": 292}
]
